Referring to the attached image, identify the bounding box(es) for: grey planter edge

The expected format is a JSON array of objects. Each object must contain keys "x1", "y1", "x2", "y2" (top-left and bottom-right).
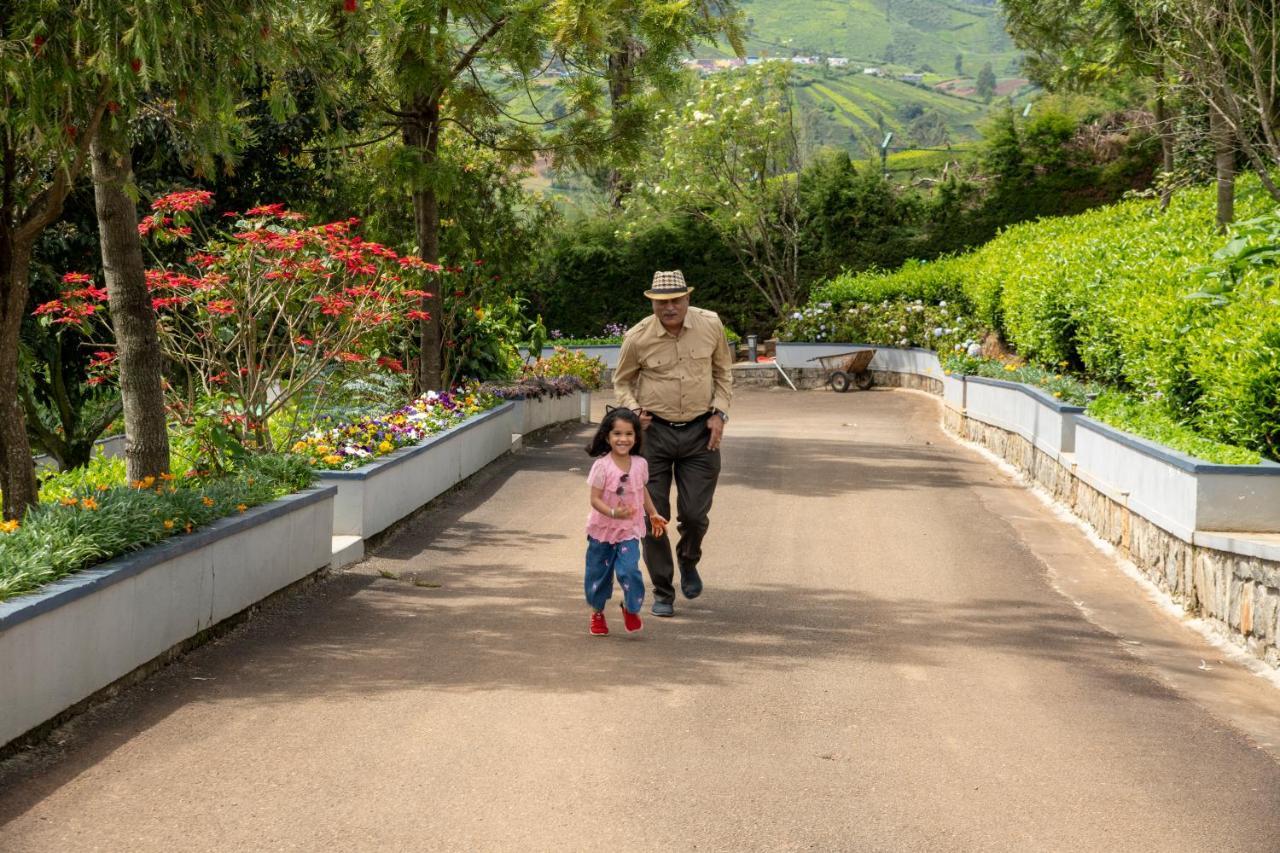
[
  {"x1": 963, "y1": 375, "x2": 1085, "y2": 415},
  {"x1": 0, "y1": 484, "x2": 337, "y2": 632},
  {"x1": 1075, "y1": 416, "x2": 1280, "y2": 476}
]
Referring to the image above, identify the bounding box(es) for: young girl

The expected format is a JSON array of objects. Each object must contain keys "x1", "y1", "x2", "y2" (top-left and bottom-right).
[{"x1": 584, "y1": 408, "x2": 667, "y2": 636}]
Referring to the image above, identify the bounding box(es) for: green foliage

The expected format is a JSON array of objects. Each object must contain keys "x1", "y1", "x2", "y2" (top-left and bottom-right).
[
  {"x1": 0, "y1": 455, "x2": 315, "y2": 602},
  {"x1": 442, "y1": 296, "x2": 527, "y2": 386},
  {"x1": 534, "y1": 214, "x2": 772, "y2": 338},
  {"x1": 522, "y1": 347, "x2": 607, "y2": 390}
]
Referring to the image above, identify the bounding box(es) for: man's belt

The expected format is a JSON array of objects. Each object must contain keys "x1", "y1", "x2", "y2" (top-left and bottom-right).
[{"x1": 648, "y1": 411, "x2": 712, "y2": 429}]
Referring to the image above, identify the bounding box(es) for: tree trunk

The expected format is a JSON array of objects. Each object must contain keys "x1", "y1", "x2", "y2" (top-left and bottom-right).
[
  {"x1": 404, "y1": 94, "x2": 445, "y2": 391},
  {"x1": 606, "y1": 39, "x2": 643, "y2": 207},
  {"x1": 1156, "y1": 92, "x2": 1175, "y2": 210},
  {"x1": 0, "y1": 235, "x2": 38, "y2": 519},
  {"x1": 1210, "y1": 105, "x2": 1236, "y2": 231},
  {"x1": 91, "y1": 119, "x2": 170, "y2": 480}
]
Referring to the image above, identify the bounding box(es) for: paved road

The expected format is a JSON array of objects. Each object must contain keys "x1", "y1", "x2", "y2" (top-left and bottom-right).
[{"x1": 3, "y1": 389, "x2": 1280, "y2": 852}]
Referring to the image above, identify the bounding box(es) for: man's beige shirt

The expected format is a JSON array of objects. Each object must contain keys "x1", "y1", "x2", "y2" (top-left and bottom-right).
[{"x1": 613, "y1": 306, "x2": 733, "y2": 422}]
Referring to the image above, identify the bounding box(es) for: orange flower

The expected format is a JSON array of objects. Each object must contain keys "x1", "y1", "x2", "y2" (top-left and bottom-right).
[
  {"x1": 236, "y1": 503, "x2": 248, "y2": 513},
  {"x1": 80, "y1": 497, "x2": 99, "y2": 510},
  {"x1": 163, "y1": 519, "x2": 175, "y2": 530},
  {"x1": 201, "y1": 496, "x2": 215, "y2": 507},
  {"x1": 0, "y1": 519, "x2": 18, "y2": 534}
]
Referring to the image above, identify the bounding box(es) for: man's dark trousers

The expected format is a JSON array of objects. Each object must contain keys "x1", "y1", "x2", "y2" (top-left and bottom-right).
[{"x1": 641, "y1": 418, "x2": 721, "y2": 604}]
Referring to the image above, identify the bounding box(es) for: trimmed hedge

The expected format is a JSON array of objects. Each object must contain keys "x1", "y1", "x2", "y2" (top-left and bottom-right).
[{"x1": 787, "y1": 176, "x2": 1280, "y2": 461}]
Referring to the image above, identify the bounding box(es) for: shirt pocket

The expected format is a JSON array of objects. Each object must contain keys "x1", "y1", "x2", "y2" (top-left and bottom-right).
[{"x1": 640, "y1": 349, "x2": 676, "y2": 372}]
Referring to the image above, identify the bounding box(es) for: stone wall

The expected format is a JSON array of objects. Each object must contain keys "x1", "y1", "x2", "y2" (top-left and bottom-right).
[{"x1": 944, "y1": 406, "x2": 1280, "y2": 667}]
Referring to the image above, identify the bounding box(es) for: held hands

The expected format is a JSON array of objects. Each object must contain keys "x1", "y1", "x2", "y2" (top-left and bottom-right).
[
  {"x1": 649, "y1": 514, "x2": 669, "y2": 538},
  {"x1": 707, "y1": 411, "x2": 725, "y2": 451}
]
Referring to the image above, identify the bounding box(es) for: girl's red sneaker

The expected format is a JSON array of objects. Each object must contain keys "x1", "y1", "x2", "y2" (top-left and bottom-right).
[
  {"x1": 590, "y1": 611, "x2": 609, "y2": 636},
  {"x1": 620, "y1": 605, "x2": 643, "y2": 633}
]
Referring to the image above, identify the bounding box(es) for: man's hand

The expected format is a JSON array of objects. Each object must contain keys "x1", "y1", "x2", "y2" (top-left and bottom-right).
[
  {"x1": 636, "y1": 408, "x2": 653, "y2": 430},
  {"x1": 707, "y1": 412, "x2": 725, "y2": 451}
]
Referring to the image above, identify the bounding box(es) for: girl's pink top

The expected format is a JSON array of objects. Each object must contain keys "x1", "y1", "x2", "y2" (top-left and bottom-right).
[{"x1": 585, "y1": 454, "x2": 649, "y2": 543}]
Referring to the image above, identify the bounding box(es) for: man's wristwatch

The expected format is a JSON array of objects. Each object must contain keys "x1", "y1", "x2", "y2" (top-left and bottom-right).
[{"x1": 712, "y1": 408, "x2": 728, "y2": 423}]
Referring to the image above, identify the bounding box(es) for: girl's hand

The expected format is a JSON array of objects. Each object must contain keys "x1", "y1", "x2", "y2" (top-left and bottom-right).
[
  {"x1": 649, "y1": 514, "x2": 668, "y2": 538},
  {"x1": 610, "y1": 505, "x2": 635, "y2": 519}
]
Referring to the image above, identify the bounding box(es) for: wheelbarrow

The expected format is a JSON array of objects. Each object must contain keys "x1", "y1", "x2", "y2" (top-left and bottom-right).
[{"x1": 809, "y1": 349, "x2": 875, "y2": 392}]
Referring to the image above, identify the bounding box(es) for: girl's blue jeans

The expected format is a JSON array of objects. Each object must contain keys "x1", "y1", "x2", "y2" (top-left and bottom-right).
[{"x1": 584, "y1": 536, "x2": 645, "y2": 613}]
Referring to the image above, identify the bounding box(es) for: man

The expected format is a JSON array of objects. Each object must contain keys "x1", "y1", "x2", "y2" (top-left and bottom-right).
[{"x1": 613, "y1": 270, "x2": 733, "y2": 617}]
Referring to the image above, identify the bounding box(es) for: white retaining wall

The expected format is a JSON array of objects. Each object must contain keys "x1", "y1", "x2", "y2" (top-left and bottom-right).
[
  {"x1": 0, "y1": 486, "x2": 335, "y2": 748},
  {"x1": 318, "y1": 403, "x2": 515, "y2": 540}
]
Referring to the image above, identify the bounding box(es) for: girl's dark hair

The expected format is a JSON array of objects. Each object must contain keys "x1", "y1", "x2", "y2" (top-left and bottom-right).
[{"x1": 586, "y1": 407, "x2": 644, "y2": 457}]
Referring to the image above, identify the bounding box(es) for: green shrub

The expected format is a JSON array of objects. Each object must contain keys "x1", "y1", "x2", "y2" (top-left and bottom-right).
[{"x1": 523, "y1": 347, "x2": 606, "y2": 389}]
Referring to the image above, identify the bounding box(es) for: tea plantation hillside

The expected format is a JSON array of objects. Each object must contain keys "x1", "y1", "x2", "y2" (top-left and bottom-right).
[
  {"x1": 792, "y1": 67, "x2": 993, "y2": 155},
  {"x1": 730, "y1": 0, "x2": 1021, "y2": 76}
]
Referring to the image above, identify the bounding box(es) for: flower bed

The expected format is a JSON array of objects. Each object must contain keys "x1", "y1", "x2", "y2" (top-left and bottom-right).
[
  {"x1": 317, "y1": 403, "x2": 515, "y2": 540},
  {"x1": 0, "y1": 455, "x2": 315, "y2": 603},
  {"x1": 291, "y1": 386, "x2": 499, "y2": 472},
  {"x1": 0, "y1": 483, "x2": 335, "y2": 749}
]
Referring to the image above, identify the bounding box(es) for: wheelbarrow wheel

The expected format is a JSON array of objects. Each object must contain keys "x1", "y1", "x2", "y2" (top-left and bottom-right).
[
  {"x1": 855, "y1": 371, "x2": 874, "y2": 390},
  {"x1": 829, "y1": 371, "x2": 852, "y2": 393}
]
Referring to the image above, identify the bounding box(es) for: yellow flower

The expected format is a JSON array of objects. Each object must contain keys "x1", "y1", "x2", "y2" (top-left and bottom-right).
[
  {"x1": 80, "y1": 497, "x2": 99, "y2": 511},
  {"x1": 292, "y1": 441, "x2": 308, "y2": 453},
  {"x1": 236, "y1": 504, "x2": 247, "y2": 513},
  {"x1": 163, "y1": 519, "x2": 176, "y2": 530},
  {"x1": 1003, "y1": 364, "x2": 1016, "y2": 372},
  {"x1": 202, "y1": 496, "x2": 215, "y2": 507},
  {"x1": 60, "y1": 496, "x2": 79, "y2": 507},
  {"x1": 378, "y1": 441, "x2": 394, "y2": 453},
  {"x1": 0, "y1": 519, "x2": 19, "y2": 534},
  {"x1": 323, "y1": 454, "x2": 343, "y2": 465}
]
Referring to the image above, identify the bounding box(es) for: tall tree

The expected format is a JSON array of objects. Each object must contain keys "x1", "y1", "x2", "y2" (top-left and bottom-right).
[
  {"x1": 1145, "y1": 0, "x2": 1280, "y2": 218},
  {"x1": 976, "y1": 62, "x2": 997, "y2": 102},
  {"x1": 624, "y1": 63, "x2": 804, "y2": 319},
  {"x1": 0, "y1": 5, "x2": 111, "y2": 518},
  {"x1": 73, "y1": 0, "x2": 287, "y2": 483},
  {"x1": 345, "y1": 1, "x2": 720, "y2": 390},
  {"x1": 595, "y1": 0, "x2": 745, "y2": 206}
]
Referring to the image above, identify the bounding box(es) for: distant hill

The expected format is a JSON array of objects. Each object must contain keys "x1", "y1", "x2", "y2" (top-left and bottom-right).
[
  {"x1": 727, "y1": 0, "x2": 1022, "y2": 78},
  {"x1": 790, "y1": 67, "x2": 1002, "y2": 157}
]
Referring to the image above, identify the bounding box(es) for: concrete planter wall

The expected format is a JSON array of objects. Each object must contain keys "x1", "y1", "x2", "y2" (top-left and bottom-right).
[
  {"x1": 964, "y1": 376, "x2": 1084, "y2": 457},
  {"x1": 509, "y1": 391, "x2": 588, "y2": 436},
  {"x1": 318, "y1": 403, "x2": 514, "y2": 539},
  {"x1": 0, "y1": 485, "x2": 336, "y2": 749},
  {"x1": 941, "y1": 373, "x2": 966, "y2": 411},
  {"x1": 1074, "y1": 417, "x2": 1280, "y2": 538}
]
